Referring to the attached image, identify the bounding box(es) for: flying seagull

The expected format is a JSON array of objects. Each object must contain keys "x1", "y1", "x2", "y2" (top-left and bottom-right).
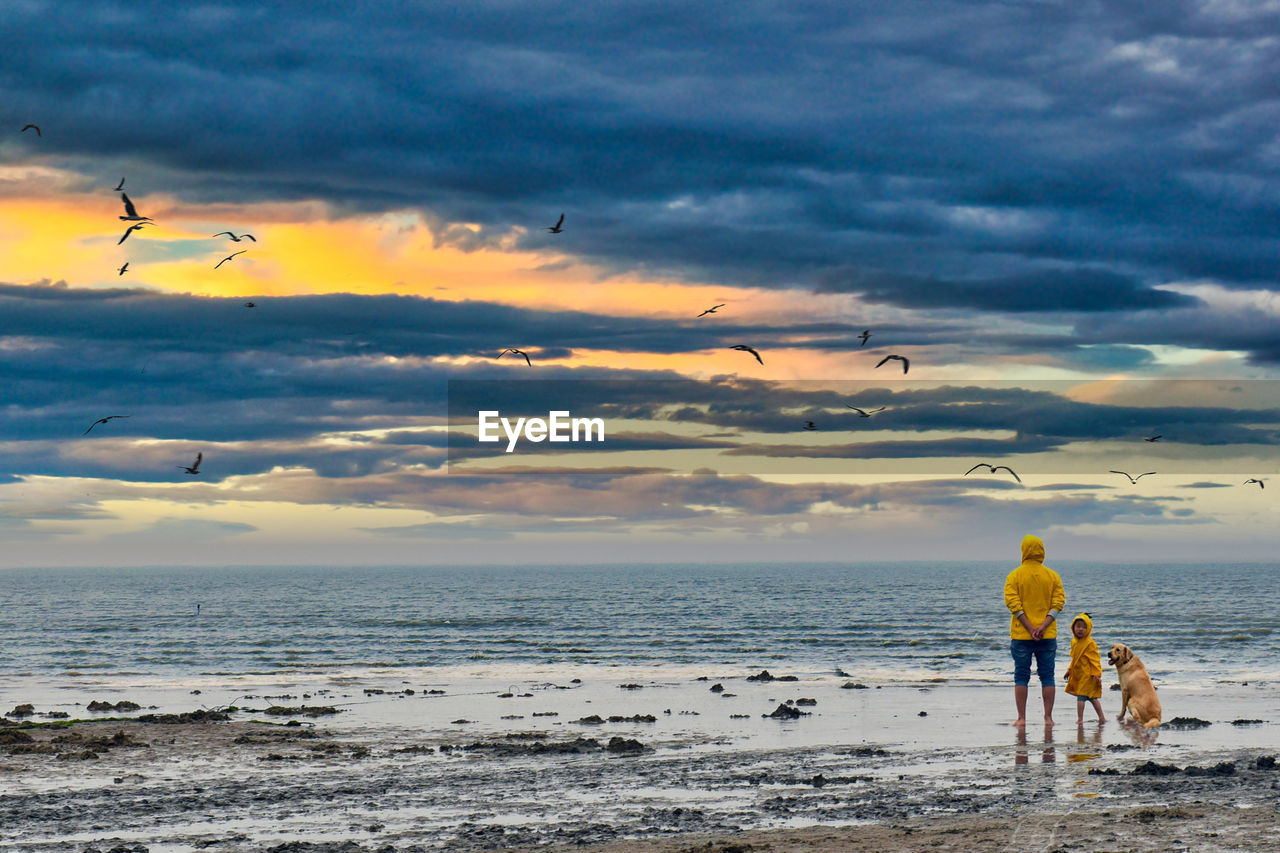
[
  {"x1": 1244, "y1": 478, "x2": 1265, "y2": 489},
  {"x1": 214, "y1": 250, "x2": 246, "y2": 269},
  {"x1": 1144, "y1": 435, "x2": 1162, "y2": 442},
  {"x1": 730, "y1": 344, "x2": 763, "y2": 364},
  {"x1": 964, "y1": 463, "x2": 1022, "y2": 483},
  {"x1": 83, "y1": 415, "x2": 129, "y2": 435},
  {"x1": 875, "y1": 354, "x2": 909, "y2": 374},
  {"x1": 846, "y1": 406, "x2": 886, "y2": 417},
  {"x1": 179, "y1": 452, "x2": 203, "y2": 475},
  {"x1": 858, "y1": 330, "x2": 872, "y2": 346},
  {"x1": 1111, "y1": 470, "x2": 1156, "y2": 484},
  {"x1": 697, "y1": 304, "x2": 725, "y2": 318},
  {"x1": 213, "y1": 231, "x2": 256, "y2": 242},
  {"x1": 117, "y1": 262, "x2": 129, "y2": 276},
  {"x1": 21, "y1": 124, "x2": 40, "y2": 137},
  {"x1": 113, "y1": 177, "x2": 125, "y2": 191},
  {"x1": 117, "y1": 223, "x2": 150, "y2": 245},
  {"x1": 118, "y1": 193, "x2": 152, "y2": 222},
  {"x1": 803, "y1": 421, "x2": 817, "y2": 431},
  {"x1": 499, "y1": 348, "x2": 532, "y2": 366},
  {"x1": 546, "y1": 213, "x2": 564, "y2": 234}
]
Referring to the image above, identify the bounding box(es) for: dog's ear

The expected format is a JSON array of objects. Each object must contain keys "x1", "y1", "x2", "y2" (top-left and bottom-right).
[{"x1": 1119, "y1": 646, "x2": 1132, "y2": 664}]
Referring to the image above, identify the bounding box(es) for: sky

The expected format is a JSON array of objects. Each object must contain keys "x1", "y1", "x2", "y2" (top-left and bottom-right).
[{"x1": 0, "y1": 0, "x2": 1277, "y2": 567}]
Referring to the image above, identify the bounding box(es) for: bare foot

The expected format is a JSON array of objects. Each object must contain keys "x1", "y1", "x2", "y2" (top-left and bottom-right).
[
  {"x1": 1012, "y1": 718, "x2": 1026, "y2": 726},
  {"x1": 1097, "y1": 715, "x2": 1107, "y2": 723}
]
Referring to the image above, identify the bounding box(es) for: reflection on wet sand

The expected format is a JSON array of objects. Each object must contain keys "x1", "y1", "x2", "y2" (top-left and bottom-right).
[
  {"x1": 1067, "y1": 721, "x2": 1103, "y2": 763},
  {"x1": 1015, "y1": 716, "x2": 1162, "y2": 770},
  {"x1": 1119, "y1": 718, "x2": 1161, "y2": 748},
  {"x1": 1014, "y1": 726, "x2": 1055, "y2": 765}
]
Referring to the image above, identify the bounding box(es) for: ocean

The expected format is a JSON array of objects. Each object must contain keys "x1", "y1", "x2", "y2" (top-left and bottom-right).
[{"x1": 1, "y1": 561, "x2": 1276, "y2": 687}]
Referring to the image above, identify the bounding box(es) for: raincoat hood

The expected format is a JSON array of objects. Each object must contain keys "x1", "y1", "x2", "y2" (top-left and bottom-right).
[
  {"x1": 1021, "y1": 534, "x2": 1045, "y2": 564},
  {"x1": 1070, "y1": 612, "x2": 1093, "y2": 638}
]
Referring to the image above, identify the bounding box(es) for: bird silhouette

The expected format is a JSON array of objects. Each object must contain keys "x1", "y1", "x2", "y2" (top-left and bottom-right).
[
  {"x1": 83, "y1": 415, "x2": 129, "y2": 435},
  {"x1": 1244, "y1": 478, "x2": 1265, "y2": 489},
  {"x1": 117, "y1": 262, "x2": 129, "y2": 275},
  {"x1": 179, "y1": 452, "x2": 203, "y2": 475},
  {"x1": 244, "y1": 302, "x2": 256, "y2": 308},
  {"x1": 213, "y1": 232, "x2": 256, "y2": 242},
  {"x1": 1144, "y1": 435, "x2": 1162, "y2": 442},
  {"x1": 730, "y1": 345, "x2": 763, "y2": 364},
  {"x1": 802, "y1": 421, "x2": 817, "y2": 431},
  {"x1": 499, "y1": 348, "x2": 532, "y2": 366},
  {"x1": 846, "y1": 406, "x2": 886, "y2": 417},
  {"x1": 875, "y1": 354, "x2": 909, "y2": 374},
  {"x1": 964, "y1": 463, "x2": 1021, "y2": 483},
  {"x1": 117, "y1": 223, "x2": 150, "y2": 245},
  {"x1": 858, "y1": 330, "x2": 872, "y2": 346},
  {"x1": 118, "y1": 193, "x2": 152, "y2": 221},
  {"x1": 215, "y1": 250, "x2": 246, "y2": 269},
  {"x1": 1111, "y1": 470, "x2": 1156, "y2": 484},
  {"x1": 20, "y1": 124, "x2": 40, "y2": 137},
  {"x1": 113, "y1": 177, "x2": 125, "y2": 191},
  {"x1": 697, "y1": 304, "x2": 725, "y2": 318},
  {"x1": 546, "y1": 213, "x2": 564, "y2": 233}
]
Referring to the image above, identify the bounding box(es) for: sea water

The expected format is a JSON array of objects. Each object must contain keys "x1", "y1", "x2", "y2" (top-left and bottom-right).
[{"x1": 0, "y1": 561, "x2": 1275, "y2": 687}]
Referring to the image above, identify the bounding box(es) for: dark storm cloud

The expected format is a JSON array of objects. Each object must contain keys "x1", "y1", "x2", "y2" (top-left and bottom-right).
[
  {"x1": 1074, "y1": 306, "x2": 1280, "y2": 366},
  {"x1": 720, "y1": 437, "x2": 1060, "y2": 459},
  {"x1": 7, "y1": 0, "x2": 1280, "y2": 324},
  {"x1": 0, "y1": 281, "x2": 1275, "y2": 483},
  {"x1": 0, "y1": 280, "x2": 891, "y2": 365},
  {"x1": 818, "y1": 269, "x2": 1200, "y2": 313},
  {"x1": 1030, "y1": 483, "x2": 1112, "y2": 492}
]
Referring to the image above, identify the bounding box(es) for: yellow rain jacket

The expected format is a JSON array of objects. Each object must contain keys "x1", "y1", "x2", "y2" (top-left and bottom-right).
[
  {"x1": 1004, "y1": 534, "x2": 1065, "y2": 640},
  {"x1": 1064, "y1": 612, "x2": 1102, "y2": 699}
]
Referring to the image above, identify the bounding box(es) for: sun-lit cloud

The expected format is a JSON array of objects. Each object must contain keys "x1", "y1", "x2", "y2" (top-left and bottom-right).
[{"x1": 2, "y1": 1, "x2": 1280, "y2": 564}]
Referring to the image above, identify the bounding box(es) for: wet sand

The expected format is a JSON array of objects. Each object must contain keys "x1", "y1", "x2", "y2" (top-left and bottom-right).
[
  {"x1": 538, "y1": 802, "x2": 1280, "y2": 853},
  {"x1": 1, "y1": 670, "x2": 1278, "y2": 850},
  {"x1": 1, "y1": 715, "x2": 1277, "y2": 851}
]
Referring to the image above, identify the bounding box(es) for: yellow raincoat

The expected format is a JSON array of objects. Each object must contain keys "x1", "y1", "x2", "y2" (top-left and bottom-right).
[
  {"x1": 1064, "y1": 612, "x2": 1102, "y2": 699},
  {"x1": 1003, "y1": 534, "x2": 1065, "y2": 639}
]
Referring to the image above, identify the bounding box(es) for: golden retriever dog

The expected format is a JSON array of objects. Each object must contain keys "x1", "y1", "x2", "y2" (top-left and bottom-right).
[{"x1": 1107, "y1": 643, "x2": 1162, "y2": 728}]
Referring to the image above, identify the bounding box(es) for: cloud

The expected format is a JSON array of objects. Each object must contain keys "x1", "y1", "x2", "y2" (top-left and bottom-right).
[
  {"x1": 104, "y1": 516, "x2": 257, "y2": 542},
  {"x1": 6, "y1": 1, "x2": 1280, "y2": 307},
  {"x1": 817, "y1": 268, "x2": 1199, "y2": 313}
]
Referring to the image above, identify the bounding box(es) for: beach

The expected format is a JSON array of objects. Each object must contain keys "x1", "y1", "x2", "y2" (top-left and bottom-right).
[
  {"x1": 1, "y1": 563, "x2": 1278, "y2": 850},
  {"x1": 2, "y1": 665, "x2": 1277, "y2": 851}
]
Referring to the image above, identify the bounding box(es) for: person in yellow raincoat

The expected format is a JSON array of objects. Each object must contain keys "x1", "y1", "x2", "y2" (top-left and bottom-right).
[
  {"x1": 1064, "y1": 612, "x2": 1105, "y2": 723},
  {"x1": 1004, "y1": 534, "x2": 1065, "y2": 726}
]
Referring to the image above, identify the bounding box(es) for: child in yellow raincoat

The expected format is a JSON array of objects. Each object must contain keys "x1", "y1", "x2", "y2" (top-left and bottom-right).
[{"x1": 1064, "y1": 612, "x2": 1105, "y2": 723}]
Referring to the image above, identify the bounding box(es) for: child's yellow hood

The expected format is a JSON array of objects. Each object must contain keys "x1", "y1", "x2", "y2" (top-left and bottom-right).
[{"x1": 1071, "y1": 612, "x2": 1093, "y2": 638}]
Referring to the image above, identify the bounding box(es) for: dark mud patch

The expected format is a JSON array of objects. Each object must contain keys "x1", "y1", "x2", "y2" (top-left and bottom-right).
[
  {"x1": 1163, "y1": 717, "x2": 1212, "y2": 730},
  {"x1": 262, "y1": 707, "x2": 341, "y2": 718}
]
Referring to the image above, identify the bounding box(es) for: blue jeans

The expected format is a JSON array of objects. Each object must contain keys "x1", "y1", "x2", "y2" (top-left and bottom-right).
[{"x1": 1010, "y1": 638, "x2": 1056, "y2": 687}]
